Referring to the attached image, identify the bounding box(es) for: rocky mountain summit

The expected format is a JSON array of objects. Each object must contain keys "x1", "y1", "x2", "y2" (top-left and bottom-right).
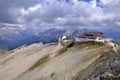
[
  {"x1": 0, "y1": 41, "x2": 119, "y2": 80},
  {"x1": 73, "y1": 47, "x2": 120, "y2": 80}
]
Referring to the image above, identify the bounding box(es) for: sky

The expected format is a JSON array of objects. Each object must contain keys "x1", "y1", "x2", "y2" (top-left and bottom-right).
[{"x1": 0, "y1": 0, "x2": 120, "y2": 33}]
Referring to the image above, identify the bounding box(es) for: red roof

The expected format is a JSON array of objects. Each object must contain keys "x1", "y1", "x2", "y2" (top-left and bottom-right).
[{"x1": 79, "y1": 32, "x2": 103, "y2": 39}]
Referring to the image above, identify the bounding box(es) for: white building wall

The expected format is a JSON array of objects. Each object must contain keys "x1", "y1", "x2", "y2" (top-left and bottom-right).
[{"x1": 75, "y1": 38, "x2": 95, "y2": 42}]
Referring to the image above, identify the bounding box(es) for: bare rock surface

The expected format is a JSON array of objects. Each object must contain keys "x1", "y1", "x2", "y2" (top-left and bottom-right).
[
  {"x1": 0, "y1": 42, "x2": 115, "y2": 80},
  {"x1": 73, "y1": 47, "x2": 120, "y2": 80}
]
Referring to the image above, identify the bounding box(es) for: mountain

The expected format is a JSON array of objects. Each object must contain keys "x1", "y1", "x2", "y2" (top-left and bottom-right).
[
  {"x1": 0, "y1": 24, "x2": 34, "y2": 50},
  {"x1": 0, "y1": 28, "x2": 84, "y2": 50},
  {"x1": 0, "y1": 27, "x2": 120, "y2": 50},
  {"x1": 0, "y1": 45, "x2": 8, "y2": 55},
  {"x1": 0, "y1": 39, "x2": 119, "y2": 80},
  {"x1": 101, "y1": 27, "x2": 120, "y2": 39},
  {"x1": 0, "y1": 45, "x2": 8, "y2": 50},
  {"x1": 116, "y1": 39, "x2": 120, "y2": 42}
]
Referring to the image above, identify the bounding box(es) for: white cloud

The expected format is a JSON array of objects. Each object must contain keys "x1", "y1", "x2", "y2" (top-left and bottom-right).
[
  {"x1": 1, "y1": 0, "x2": 120, "y2": 31},
  {"x1": 100, "y1": 0, "x2": 114, "y2": 5},
  {"x1": 28, "y1": 4, "x2": 42, "y2": 12},
  {"x1": 15, "y1": 0, "x2": 120, "y2": 28},
  {"x1": 20, "y1": 8, "x2": 29, "y2": 16},
  {"x1": 90, "y1": 0, "x2": 97, "y2": 8},
  {"x1": 20, "y1": 4, "x2": 42, "y2": 15}
]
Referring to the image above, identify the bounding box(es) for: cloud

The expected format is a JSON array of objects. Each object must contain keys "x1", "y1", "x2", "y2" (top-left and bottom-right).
[
  {"x1": 0, "y1": 0, "x2": 120, "y2": 31},
  {"x1": 100, "y1": 0, "x2": 119, "y2": 5}
]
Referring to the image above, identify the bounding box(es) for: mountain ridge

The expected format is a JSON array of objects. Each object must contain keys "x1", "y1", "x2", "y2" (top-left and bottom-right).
[
  {"x1": 0, "y1": 27, "x2": 120, "y2": 50},
  {"x1": 0, "y1": 41, "x2": 119, "y2": 80}
]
